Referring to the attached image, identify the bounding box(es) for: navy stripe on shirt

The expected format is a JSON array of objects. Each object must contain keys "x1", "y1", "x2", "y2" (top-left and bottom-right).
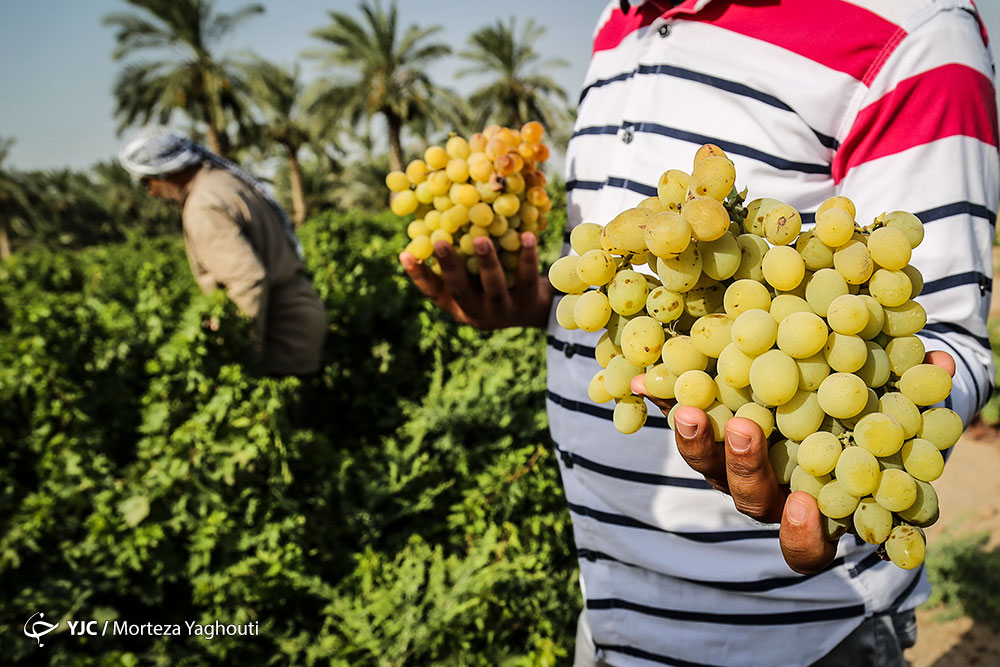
[
  {"x1": 547, "y1": 389, "x2": 672, "y2": 429},
  {"x1": 578, "y1": 62, "x2": 838, "y2": 149},
  {"x1": 577, "y1": 547, "x2": 846, "y2": 592},
  {"x1": 568, "y1": 501, "x2": 779, "y2": 541},
  {"x1": 588, "y1": 597, "x2": 865, "y2": 625},
  {"x1": 554, "y1": 440, "x2": 709, "y2": 488}
]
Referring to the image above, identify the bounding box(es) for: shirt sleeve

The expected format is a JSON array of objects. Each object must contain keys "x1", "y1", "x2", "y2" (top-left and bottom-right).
[
  {"x1": 183, "y1": 200, "x2": 269, "y2": 353},
  {"x1": 833, "y1": 6, "x2": 999, "y2": 425}
]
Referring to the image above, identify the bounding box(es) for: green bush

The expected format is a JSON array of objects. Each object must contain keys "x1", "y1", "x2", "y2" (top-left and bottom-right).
[{"x1": 0, "y1": 209, "x2": 577, "y2": 665}]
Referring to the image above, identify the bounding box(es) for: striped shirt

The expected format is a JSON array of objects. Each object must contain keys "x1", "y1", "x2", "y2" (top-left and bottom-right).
[{"x1": 549, "y1": 1, "x2": 998, "y2": 665}]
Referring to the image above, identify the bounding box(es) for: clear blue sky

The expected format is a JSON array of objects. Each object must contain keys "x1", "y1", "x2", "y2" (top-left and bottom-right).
[
  {"x1": 0, "y1": 0, "x2": 605, "y2": 171},
  {"x1": 2, "y1": 1, "x2": 1000, "y2": 171}
]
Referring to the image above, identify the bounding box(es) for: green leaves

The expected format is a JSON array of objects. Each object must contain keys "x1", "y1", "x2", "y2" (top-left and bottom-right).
[{"x1": 0, "y1": 207, "x2": 575, "y2": 664}]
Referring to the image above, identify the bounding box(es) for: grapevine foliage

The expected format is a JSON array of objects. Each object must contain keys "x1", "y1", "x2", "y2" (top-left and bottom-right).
[{"x1": 0, "y1": 208, "x2": 577, "y2": 665}]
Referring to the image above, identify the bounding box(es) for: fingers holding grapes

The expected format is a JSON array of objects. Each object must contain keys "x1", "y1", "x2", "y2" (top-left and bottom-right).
[{"x1": 400, "y1": 233, "x2": 552, "y2": 330}]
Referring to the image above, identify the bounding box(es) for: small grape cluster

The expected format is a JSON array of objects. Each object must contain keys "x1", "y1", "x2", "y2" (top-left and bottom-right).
[
  {"x1": 549, "y1": 143, "x2": 960, "y2": 569},
  {"x1": 386, "y1": 121, "x2": 553, "y2": 284}
]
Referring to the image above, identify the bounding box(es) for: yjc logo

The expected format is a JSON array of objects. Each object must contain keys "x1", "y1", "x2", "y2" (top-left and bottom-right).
[{"x1": 23, "y1": 612, "x2": 59, "y2": 647}]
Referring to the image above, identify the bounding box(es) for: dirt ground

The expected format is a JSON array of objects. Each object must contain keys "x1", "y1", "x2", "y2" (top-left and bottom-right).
[
  {"x1": 904, "y1": 428, "x2": 1000, "y2": 667},
  {"x1": 903, "y1": 245, "x2": 1000, "y2": 667}
]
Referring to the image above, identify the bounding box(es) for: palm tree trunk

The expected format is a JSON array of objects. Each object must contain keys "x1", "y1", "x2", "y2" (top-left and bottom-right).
[
  {"x1": 385, "y1": 110, "x2": 404, "y2": 173},
  {"x1": 285, "y1": 142, "x2": 307, "y2": 227},
  {"x1": 204, "y1": 122, "x2": 225, "y2": 157},
  {"x1": 0, "y1": 219, "x2": 11, "y2": 260}
]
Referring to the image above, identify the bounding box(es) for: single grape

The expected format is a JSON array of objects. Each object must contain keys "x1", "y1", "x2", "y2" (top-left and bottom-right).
[
  {"x1": 833, "y1": 239, "x2": 874, "y2": 285},
  {"x1": 656, "y1": 245, "x2": 703, "y2": 293},
  {"x1": 645, "y1": 210, "x2": 692, "y2": 258},
  {"x1": 735, "y1": 402, "x2": 776, "y2": 438},
  {"x1": 897, "y1": 479, "x2": 940, "y2": 527},
  {"x1": 769, "y1": 439, "x2": 799, "y2": 484},
  {"x1": 885, "y1": 525, "x2": 926, "y2": 569},
  {"x1": 662, "y1": 335, "x2": 709, "y2": 375},
  {"x1": 576, "y1": 248, "x2": 618, "y2": 286},
  {"x1": 854, "y1": 498, "x2": 893, "y2": 545},
  {"x1": 732, "y1": 308, "x2": 778, "y2": 357},
  {"x1": 607, "y1": 269, "x2": 650, "y2": 316},
  {"x1": 548, "y1": 256, "x2": 589, "y2": 294},
  {"x1": 761, "y1": 246, "x2": 806, "y2": 291},
  {"x1": 588, "y1": 370, "x2": 613, "y2": 403},
  {"x1": 867, "y1": 226, "x2": 911, "y2": 270},
  {"x1": 574, "y1": 291, "x2": 613, "y2": 332},
  {"x1": 643, "y1": 363, "x2": 678, "y2": 399},
  {"x1": 900, "y1": 437, "x2": 945, "y2": 481},
  {"x1": 570, "y1": 223, "x2": 605, "y2": 255},
  {"x1": 621, "y1": 316, "x2": 667, "y2": 366},
  {"x1": 878, "y1": 392, "x2": 922, "y2": 439},
  {"x1": 682, "y1": 196, "x2": 731, "y2": 241},
  {"x1": 646, "y1": 286, "x2": 686, "y2": 324},
  {"x1": 775, "y1": 390, "x2": 825, "y2": 441},
  {"x1": 763, "y1": 203, "x2": 802, "y2": 246},
  {"x1": 834, "y1": 446, "x2": 881, "y2": 497},
  {"x1": 899, "y1": 364, "x2": 952, "y2": 406},
  {"x1": 918, "y1": 408, "x2": 963, "y2": 450},
  {"x1": 555, "y1": 295, "x2": 580, "y2": 330},
  {"x1": 614, "y1": 396, "x2": 648, "y2": 434},
  {"x1": 749, "y1": 349, "x2": 800, "y2": 407},
  {"x1": 817, "y1": 373, "x2": 869, "y2": 419},
  {"x1": 874, "y1": 468, "x2": 918, "y2": 511},
  {"x1": 796, "y1": 431, "x2": 842, "y2": 476},
  {"x1": 674, "y1": 369, "x2": 718, "y2": 410},
  {"x1": 818, "y1": 480, "x2": 861, "y2": 519},
  {"x1": 776, "y1": 311, "x2": 828, "y2": 359},
  {"x1": 814, "y1": 207, "x2": 856, "y2": 247},
  {"x1": 604, "y1": 356, "x2": 644, "y2": 399},
  {"x1": 791, "y1": 466, "x2": 831, "y2": 499},
  {"x1": 689, "y1": 313, "x2": 733, "y2": 358}
]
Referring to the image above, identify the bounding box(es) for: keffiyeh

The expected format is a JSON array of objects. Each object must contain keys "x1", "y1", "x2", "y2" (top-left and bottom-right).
[{"x1": 119, "y1": 126, "x2": 303, "y2": 259}]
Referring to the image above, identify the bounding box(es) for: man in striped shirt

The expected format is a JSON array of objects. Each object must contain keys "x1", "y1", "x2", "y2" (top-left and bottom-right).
[{"x1": 402, "y1": 0, "x2": 998, "y2": 664}]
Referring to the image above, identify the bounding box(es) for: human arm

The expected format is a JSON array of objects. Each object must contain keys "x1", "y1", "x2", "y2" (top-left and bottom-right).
[
  {"x1": 183, "y1": 200, "x2": 269, "y2": 353},
  {"x1": 399, "y1": 232, "x2": 554, "y2": 330}
]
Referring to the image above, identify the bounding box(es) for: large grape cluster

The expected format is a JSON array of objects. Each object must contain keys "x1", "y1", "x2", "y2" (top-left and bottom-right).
[
  {"x1": 549, "y1": 143, "x2": 960, "y2": 569},
  {"x1": 386, "y1": 121, "x2": 553, "y2": 284}
]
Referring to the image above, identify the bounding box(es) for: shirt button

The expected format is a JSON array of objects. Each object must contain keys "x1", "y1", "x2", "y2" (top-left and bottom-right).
[
  {"x1": 621, "y1": 128, "x2": 634, "y2": 144},
  {"x1": 658, "y1": 24, "x2": 672, "y2": 37}
]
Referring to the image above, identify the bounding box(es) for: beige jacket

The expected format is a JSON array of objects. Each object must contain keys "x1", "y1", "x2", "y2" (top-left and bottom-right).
[{"x1": 181, "y1": 166, "x2": 326, "y2": 375}]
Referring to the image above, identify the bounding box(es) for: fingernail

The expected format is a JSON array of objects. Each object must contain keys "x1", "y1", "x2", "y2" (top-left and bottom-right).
[
  {"x1": 474, "y1": 238, "x2": 490, "y2": 255},
  {"x1": 399, "y1": 252, "x2": 414, "y2": 268},
  {"x1": 434, "y1": 242, "x2": 448, "y2": 258},
  {"x1": 727, "y1": 430, "x2": 751, "y2": 453},
  {"x1": 787, "y1": 497, "x2": 809, "y2": 526},
  {"x1": 675, "y1": 418, "x2": 698, "y2": 439},
  {"x1": 521, "y1": 232, "x2": 536, "y2": 248}
]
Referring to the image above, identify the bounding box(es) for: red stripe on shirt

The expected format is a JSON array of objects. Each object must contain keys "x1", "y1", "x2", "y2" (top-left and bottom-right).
[
  {"x1": 593, "y1": 1, "x2": 904, "y2": 82},
  {"x1": 832, "y1": 63, "x2": 999, "y2": 183},
  {"x1": 592, "y1": 3, "x2": 665, "y2": 53},
  {"x1": 688, "y1": 0, "x2": 904, "y2": 82}
]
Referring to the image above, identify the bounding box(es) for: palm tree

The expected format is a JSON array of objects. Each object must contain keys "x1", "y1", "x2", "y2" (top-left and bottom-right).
[
  {"x1": 459, "y1": 18, "x2": 571, "y2": 131},
  {"x1": 243, "y1": 61, "x2": 315, "y2": 226},
  {"x1": 304, "y1": 0, "x2": 462, "y2": 173},
  {"x1": 0, "y1": 139, "x2": 33, "y2": 260},
  {"x1": 103, "y1": 0, "x2": 265, "y2": 156}
]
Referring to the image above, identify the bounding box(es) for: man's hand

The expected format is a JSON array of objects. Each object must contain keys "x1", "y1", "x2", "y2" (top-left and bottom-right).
[
  {"x1": 399, "y1": 232, "x2": 553, "y2": 330},
  {"x1": 632, "y1": 349, "x2": 956, "y2": 574}
]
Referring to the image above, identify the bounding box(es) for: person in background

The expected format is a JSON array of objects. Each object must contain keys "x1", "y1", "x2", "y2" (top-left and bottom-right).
[
  {"x1": 402, "y1": 0, "x2": 998, "y2": 665},
  {"x1": 120, "y1": 127, "x2": 326, "y2": 379}
]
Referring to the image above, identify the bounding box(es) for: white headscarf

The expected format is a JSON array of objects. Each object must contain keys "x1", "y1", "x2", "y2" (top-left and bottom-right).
[{"x1": 119, "y1": 126, "x2": 304, "y2": 259}]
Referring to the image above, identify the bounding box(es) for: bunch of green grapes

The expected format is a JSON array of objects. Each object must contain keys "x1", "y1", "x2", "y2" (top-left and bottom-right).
[
  {"x1": 549, "y1": 143, "x2": 960, "y2": 570},
  {"x1": 386, "y1": 121, "x2": 553, "y2": 285}
]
